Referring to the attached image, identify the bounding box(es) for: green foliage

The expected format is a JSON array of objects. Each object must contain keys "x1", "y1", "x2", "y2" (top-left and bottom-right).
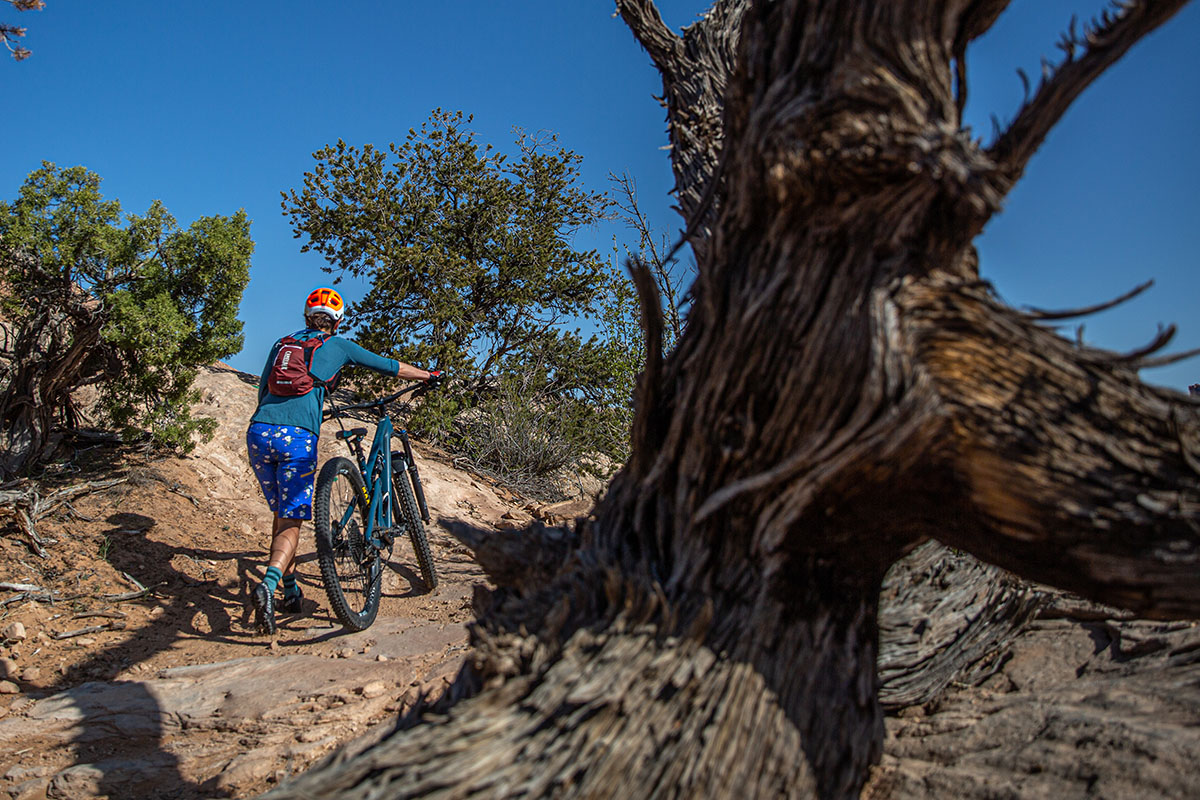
[
  {"x1": 590, "y1": 269, "x2": 646, "y2": 463},
  {"x1": 0, "y1": 162, "x2": 253, "y2": 463},
  {"x1": 285, "y1": 110, "x2": 633, "y2": 482}
]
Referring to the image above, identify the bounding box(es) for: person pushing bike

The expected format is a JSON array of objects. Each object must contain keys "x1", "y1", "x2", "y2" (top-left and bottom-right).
[{"x1": 246, "y1": 286, "x2": 437, "y2": 634}]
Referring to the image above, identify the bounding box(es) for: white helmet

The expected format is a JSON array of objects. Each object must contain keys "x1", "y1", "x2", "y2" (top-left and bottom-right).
[{"x1": 304, "y1": 287, "x2": 345, "y2": 325}]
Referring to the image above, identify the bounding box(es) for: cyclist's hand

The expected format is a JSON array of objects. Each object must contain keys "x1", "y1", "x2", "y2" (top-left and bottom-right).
[{"x1": 425, "y1": 370, "x2": 444, "y2": 388}]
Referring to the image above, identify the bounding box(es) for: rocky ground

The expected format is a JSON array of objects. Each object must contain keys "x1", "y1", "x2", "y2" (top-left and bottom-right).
[
  {"x1": 0, "y1": 364, "x2": 1198, "y2": 799},
  {"x1": 0, "y1": 365, "x2": 592, "y2": 799}
]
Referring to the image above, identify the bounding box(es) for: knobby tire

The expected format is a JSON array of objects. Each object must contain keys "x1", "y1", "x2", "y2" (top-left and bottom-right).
[
  {"x1": 392, "y1": 453, "x2": 438, "y2": 591},
  {"x1": 313, "y1": 456, "x2": 381, "y2": 631}
]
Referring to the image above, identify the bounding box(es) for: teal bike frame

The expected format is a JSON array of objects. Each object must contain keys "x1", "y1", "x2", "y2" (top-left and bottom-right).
[{"x1": 324, "y1": 383, "x2": 432, "y2": 552}]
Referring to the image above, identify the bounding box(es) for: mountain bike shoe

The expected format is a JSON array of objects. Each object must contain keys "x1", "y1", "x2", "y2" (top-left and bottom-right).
[
  {"x1": 252, "y1": 582, "x2": 276, "y2": 635},
  {"x1": 279, "y1": 588, "x2": 303, "y2": 614}
]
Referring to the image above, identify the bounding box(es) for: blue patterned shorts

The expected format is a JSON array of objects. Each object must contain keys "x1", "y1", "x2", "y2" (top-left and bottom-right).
[{"x1": 246, "y1": 423, "x2": 319, "y2": 520}]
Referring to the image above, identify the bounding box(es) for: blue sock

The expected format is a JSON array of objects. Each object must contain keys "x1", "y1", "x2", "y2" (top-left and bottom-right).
[
  {"x1": 262, "y1": 565, "x2": 283, "y2": 595},
  {"x1": 282, "y1": 573, "x2": 299, "y2": 598}
]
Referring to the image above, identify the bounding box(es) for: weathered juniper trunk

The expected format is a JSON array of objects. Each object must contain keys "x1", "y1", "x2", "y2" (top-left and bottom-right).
[
  {"x1": 617, "y1": 0, "x2": 1048, "y2": 711},
  {"x1": 270, "y1": 1, "x2": 1200, "y2": 798},
  {"x1": 0, "y1": 299, "x2": 103, "y2": 478}
]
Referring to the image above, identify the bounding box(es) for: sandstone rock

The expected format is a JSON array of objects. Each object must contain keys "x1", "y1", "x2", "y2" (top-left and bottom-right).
[
  {"x1": 2, "y1": 622, "x2": 27, "y2": 642},
  {"x1": 0, "y1": 657, "x2": 16, "y2": 679},
  {"x1": 538, "y1": 497, "x2": 593, "y2": 523},
  {"x1": 4, "y1": 765, "x2": 51, "y2": 781},
  {"x1": 74, "y1": 637, "x2": 96, "y2": 646},
  {"x1": 20, "y1": 666, "x2": 40, "y2": 682},
  {"x1": 47, "y1": 755, "x2": 175, "y2": 799},
  {"x1": 9, "y1": 778, "x2": 46, "y2": 800},
  {"x1": 297, "y1": 727, "x2": 330, "y2": 743},
  {"x1": 359, "y1": 681, "x2": 387, "y2": 699},
  {"x1": 215, "y1": 745, "x2": 285, "y2": 794},
  {"x1": 0, "y1": 680, "x2": 19, "y2": 694}
]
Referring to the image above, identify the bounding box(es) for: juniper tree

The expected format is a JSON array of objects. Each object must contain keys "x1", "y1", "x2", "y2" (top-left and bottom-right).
[
  {"x1": 0, "y1": 163, "x2": 253, "y2": 476},
  {"x1": 284, "y1": 109, "x2": 624, "y2": 474}
]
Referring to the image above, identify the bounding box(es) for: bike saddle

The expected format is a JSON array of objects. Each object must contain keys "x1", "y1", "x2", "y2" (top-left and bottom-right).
[{"x1": 335, "y1": 427, "x2": 369, "y2": 440}]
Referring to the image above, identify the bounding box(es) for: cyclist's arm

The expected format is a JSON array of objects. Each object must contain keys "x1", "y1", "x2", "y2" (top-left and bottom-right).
[
  {"x1": 395, "y1": 361, "x2": 433, "y2": 381},
  {"x1": 335, "y1": 339, "x2": 432, "y2": 381}
]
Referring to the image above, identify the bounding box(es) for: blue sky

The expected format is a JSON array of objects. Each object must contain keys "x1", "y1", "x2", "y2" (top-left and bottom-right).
[{"x1": 4, "y1": 1, "x2": 1198, "y2": 390}]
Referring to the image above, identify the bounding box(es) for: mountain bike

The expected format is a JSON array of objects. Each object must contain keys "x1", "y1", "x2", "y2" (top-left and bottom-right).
[{"x1": 313, "y1": 381, "x2": 439, "y2": 631}]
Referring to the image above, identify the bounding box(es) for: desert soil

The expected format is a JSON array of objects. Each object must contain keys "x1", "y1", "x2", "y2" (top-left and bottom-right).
[
  {"x1": 0, "y1": 365, "x2": 592, "y2": 799},
  {"x1": 1, "y1": 364, "x2": 1199, "y2": 799}
]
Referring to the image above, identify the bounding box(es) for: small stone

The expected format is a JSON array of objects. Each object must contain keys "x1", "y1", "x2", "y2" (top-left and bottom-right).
[
  {"x1": 337, "y1": 647, "x2": 354, "y2": 659},
  {"x1": 359, "y1": 681, "x2": 387, "y2": 699},
  {"x1": 269, "y1": 640, "x2": 281, "y2": 652},
  {"x1": 0, "y1": 657, "x2": 16, "y2": 680},
  {"x1": 75, "y1": 637, "x2": 96, "y2": 646},
  {"x1": 376, "y1": 654, "x2": 389, "y2": 662},
  {"x1": 19, "y1": 667, "x2": 40, "y2": 682},
  {"x1": 0, "y1": 680, "x2": 19, "y2": 694},
  {"x1": 2, "y1": 622, "x2": 27, "y2": 642},
  {"x1": 149, "y1": 606, "x2": 165, "y2": 617},
  {"x1": 296, "y1": 727, "x2": 326, "y2": 743}
]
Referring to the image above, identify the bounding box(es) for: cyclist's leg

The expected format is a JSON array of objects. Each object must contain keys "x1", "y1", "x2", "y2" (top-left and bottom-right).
[
  {"x1": 270, "y1": 427, "x2": 318, "y2": 612},
  {"x1": 269, "y1": 514, "x2": 302, "y2": 574},
  {"x1": 246, "y1": 424, "x2": 285, "y2": 632},
  {"x1": 246, "y1": 423, "x2": 282, "y2": 515}
]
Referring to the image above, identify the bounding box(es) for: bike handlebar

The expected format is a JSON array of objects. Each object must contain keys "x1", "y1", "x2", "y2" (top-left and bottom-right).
[{"x1": 322, "y1": 380, "x2": 433, "y2": 421}]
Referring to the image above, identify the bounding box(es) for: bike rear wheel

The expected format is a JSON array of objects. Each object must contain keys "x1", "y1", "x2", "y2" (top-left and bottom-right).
[
  {"x1": 313, "y1": 456, "x2": 381, "y2": 631},
  {"x1": 392, "y1": 453, "x2": 438, "y2": 591}
]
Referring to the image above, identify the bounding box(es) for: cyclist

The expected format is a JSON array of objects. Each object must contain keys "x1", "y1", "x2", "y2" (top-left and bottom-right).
[{"x1": 246, "y1": 286, "x2": 436, "y2": 634}]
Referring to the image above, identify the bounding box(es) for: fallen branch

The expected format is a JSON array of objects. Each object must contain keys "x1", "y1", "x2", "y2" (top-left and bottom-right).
[
  {"x1": 13, "y1": 507, "x2": 47, "y2": 559},
  {"x1": 102, "y1": 586, "x2": 157, "y2": 601},
  {"x1": 120, "y1": 571, "x2": 146, "y2": 592},
  {"x1": 52, "y1": 620, "x2": 126, "y2": 639},
  {"x1": 0, "y1": 476, "x2": 128, "y2": 558},
  {"x1": 0, "y1": 582, "x2": 45, "y2": 593},
  {"x1": 37, "y1": 477, "x2": 128, "y2": 517},
  {"x1": 1, "y1": 590, "x2": 63, "y2": 608},
  {"x1": 71, "y1": 610, "x2": 127, "y2": 620},
  {"x1": 136, "y1": 472, "x2": 201, "y2": 507}
]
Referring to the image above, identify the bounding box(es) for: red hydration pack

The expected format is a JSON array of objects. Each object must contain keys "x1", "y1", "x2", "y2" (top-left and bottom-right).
[{"x1": 266, "y1": 333, "x2": 330, "y2": 396}]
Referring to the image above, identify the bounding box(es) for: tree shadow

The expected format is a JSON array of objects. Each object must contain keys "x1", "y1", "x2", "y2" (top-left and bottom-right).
[
  {"x1": 12, "y1": 438, "x2": 480, "y2": 797},
  {"x1": 30, "y1": 508, "x2": 277, "y2": 798}
]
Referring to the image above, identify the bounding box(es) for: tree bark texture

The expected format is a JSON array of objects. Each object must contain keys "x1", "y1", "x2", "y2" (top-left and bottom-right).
[
  {"x1": 618, "y1": 0, "x2": 1050, "y2": 712},
  {"x1": 876, "y1": 541, "x2": 1042, "y2": 709},
  {"x1": 271, "y1": 2, "x2": 1199, "y2": 798},
  {"x1": 0, "y1": 295, "x2": 104, "y2": 478}
]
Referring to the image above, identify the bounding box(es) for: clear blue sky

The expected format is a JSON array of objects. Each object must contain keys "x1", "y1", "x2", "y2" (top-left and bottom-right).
[{"x1": 4, "y1": 1, "x2": 1198, "y2": 390}]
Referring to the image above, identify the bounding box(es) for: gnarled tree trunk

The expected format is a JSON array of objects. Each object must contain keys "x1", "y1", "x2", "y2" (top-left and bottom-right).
[
  {"x1": 617, "y1": 0, "x2": 1047, "y2": 712},
  {"x1": 0, "y1": 296, "x2": 105, "y2": 478},
  {"x1": 269, "y1": 2, "x2": 1200, "y2": 798}
]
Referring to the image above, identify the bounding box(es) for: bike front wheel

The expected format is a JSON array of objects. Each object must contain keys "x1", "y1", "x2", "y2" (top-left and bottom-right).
[
  {"x1": 313, "y1": 456, "x2": 381, "y2": 631},
  {"x1": 392, "y1": 453, "x2": 438, "y2": 591}
]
